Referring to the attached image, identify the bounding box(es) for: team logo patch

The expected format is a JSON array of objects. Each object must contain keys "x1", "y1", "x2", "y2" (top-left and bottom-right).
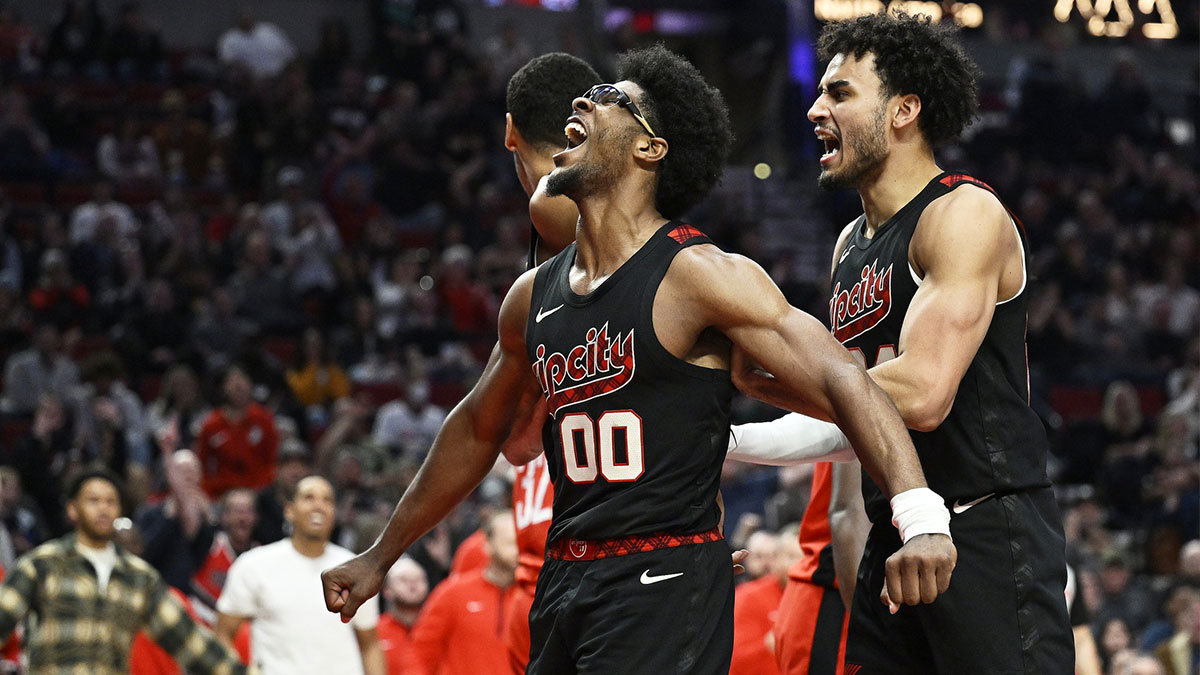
[
  {"x1": 532, "y1": 323, "x2": 636, "y2": 416},
  {"x1": 830, "y1": 261, "x2": 893, "y2": 344}
]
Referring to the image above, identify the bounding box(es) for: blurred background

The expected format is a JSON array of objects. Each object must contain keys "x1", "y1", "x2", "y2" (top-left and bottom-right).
[{"x1": 0, "y1": 0, "x2": 1194, "y2": 672}]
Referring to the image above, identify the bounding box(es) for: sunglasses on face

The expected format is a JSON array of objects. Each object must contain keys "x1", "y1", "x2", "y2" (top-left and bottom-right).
[{"x1": 584, "y1": 84, "x2": 657, "y2": 138}]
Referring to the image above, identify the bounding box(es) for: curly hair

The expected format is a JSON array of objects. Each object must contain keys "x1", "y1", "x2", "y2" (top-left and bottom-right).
[
  {"x1": 617, "y1": 45, "x2": 732, "y2": 220},
  {"x1": 817, "y1": 12, "x2": 980, "y2": 147},
  {"x1": 506, "y1": 52, "x2": 601, "y2": 151}
]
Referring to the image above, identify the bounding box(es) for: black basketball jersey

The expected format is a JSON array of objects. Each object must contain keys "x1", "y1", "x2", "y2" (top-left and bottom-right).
[
  {"x1": 526, "y1": 221, "x2": 734, "y2": 543},
  {"x1": 829, "y1": 172, "x2": 1051, "y2": 524}
]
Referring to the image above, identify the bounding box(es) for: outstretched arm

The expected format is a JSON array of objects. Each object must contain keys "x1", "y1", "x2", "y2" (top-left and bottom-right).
[
  {"x1": 678, "y1": 246, "x2": 924, "y2": 500},
  {"x1": 667, "y1": 246, "x2": 955, "y2": 608},
  {"x1": 829, "y1": 460, "x2": 869, "y2": 610},
  {"x1": 322, "y1": 270, "x2": 543, "y2": 621}
]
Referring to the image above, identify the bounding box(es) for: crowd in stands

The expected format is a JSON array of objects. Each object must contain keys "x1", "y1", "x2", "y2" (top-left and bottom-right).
[{"x1": 0, "y1": 1, "x2": 1194, "y2": 673}]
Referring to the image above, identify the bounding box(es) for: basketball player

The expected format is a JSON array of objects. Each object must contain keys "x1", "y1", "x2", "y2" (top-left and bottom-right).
[
  {"x1": 322, "y1": 45, "x2": 956, "y2": 673},
  {"x1": 733, "y1": 12, "x2": 1074, "y2": 674}
]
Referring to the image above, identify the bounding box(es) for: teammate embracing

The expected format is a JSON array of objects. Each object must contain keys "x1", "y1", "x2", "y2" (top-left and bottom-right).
[{"x1": 735, "y1": 12, "x2": 1074, "y2": 674}]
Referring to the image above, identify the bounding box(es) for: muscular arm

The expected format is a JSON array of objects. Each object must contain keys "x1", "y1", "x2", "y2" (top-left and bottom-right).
[
  {"x1": 673, "y1": 247, "x2": 927, "y2": 499},
  {"x1": 356, "y1": 627, "x2": 386, "y2": 675},
  {"x1": 323, "y1": 271, "x2": 542, "y2": 619},
  {"x1": 868, "y1": 187, "x2": 1019, "y2": 430},
  {"x1": 735, "y1": 187, "x2": 1021, "y2": 433},
  {"x1": 829, "y1": 461, "x2": 869, "y2": 609}
]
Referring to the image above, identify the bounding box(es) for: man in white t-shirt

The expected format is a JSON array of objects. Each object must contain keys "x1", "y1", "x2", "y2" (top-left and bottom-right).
[{"x1": 216, "y1": 475, "x2": 384, "y2": 674}]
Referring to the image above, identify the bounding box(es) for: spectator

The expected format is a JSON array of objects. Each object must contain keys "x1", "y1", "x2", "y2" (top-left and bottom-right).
[
  {"x1": 190, "y1": 286, "x2": 252, "y2": 371},
  {"x1": 325, "y1": 169, "x2": 385, "y2": 248},
  {"x1": 104, "y1": 1, "x2": 165, "y2": 82},
  {"x1": 96, "y1": 117, "x2": 162, "y2": 187},
  {"x1": 1099, "y1": 617, "x2": 1133, "y2": 674},
  {"x1": 44, "y1": 0, "x2": 106, "y2": 78},
  {"x1": 216, "y1": 475, "x2": 384, "y2": 674},
  {"x1": 407, "y1": 509, "x2": 517, "y2": 675},
  {"x1": 0, "y1": 469, "x2": 247, "y2": 673},
  {"x1": 378, "y1": 556, "x2": 428, "y2": 674},
  {"x1": 191, "y1": 487, "x2": 258, "y2": 620},
  {"x1": 152, "y1": 90, "x2": 215, "y2": 187},
  {"x1": 137, "y1": 450, "x2": 214, "y2": 592},
  {"x1": 740, "y1": 529, "x2": 778, "y2": 582},
  {"x1": 6, "y1": 394, "x2": 76, "y2": 534},
  {"x1": 434, "y1": 244, "x2": 494, "y2": 338},
  {"x1": 194, "y1": 364, "x2": 279, "y2": 498},
  {"x1": 217, "y1": 8, "x2": 295, "y2": 82},
  {"x1": 1, "y1": 322, "x2": 79, "y2": 415},
  {"x1": 226, "y1": 229, "x2": 298, "y2": 335},
  {"x1": 730, "y1": 526, "x2": 797, "y2": 675},
  {"x1": 371, "y1": 379, "x2": 445, "y2": 457},
  {"x1": 1095, "y1": 549, "x2": 1158, "y2": 634},
  {"x1": 285, "y1": 327, "x2": 350, "y2": 422},
  {"x1": 75, "y1": 351, "x2": 151, "y2": 466},
  {"x1": 253, "y1": 439, "x2": 312, "y2": 545},
  {"x1": 146, "y1": 364, "x2": 210, "y2": 450},
  {"x1": 0, "y1": 465, "x2": 48, "y2": 562},
  {"x1": 1153, "y1": 588, "x2": 1200, "y2": 675},
  {"x1": 262, "y1": 166, "x2": 332, "y2": 251},
  {"x1": 0, "y1": 6, "x2": 41, "y2": 77},
  {"x1": 68, "y1": 180, "x2": 139, "y2": 246}
]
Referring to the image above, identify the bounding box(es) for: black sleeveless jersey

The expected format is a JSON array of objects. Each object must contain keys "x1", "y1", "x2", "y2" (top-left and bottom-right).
[
  {"x1": 828, "y1": 172, "x2": 1051, "y2": 525},
  {"x1": 526, "y1": 221, "x2": 734, "y2": 543}
]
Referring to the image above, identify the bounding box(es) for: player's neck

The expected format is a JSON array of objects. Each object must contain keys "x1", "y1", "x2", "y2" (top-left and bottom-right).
[
  {"x1": 573, "y1": 192, "x2": 666, "y2": 281},
  {"x1": 857, "y1": 154, "x2": 941, "y2": 235}
]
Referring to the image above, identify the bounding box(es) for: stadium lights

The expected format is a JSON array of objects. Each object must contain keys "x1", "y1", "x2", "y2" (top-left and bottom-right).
[{"x1": 1054, "y1": 0, "x2": 1179, "y2": 39}]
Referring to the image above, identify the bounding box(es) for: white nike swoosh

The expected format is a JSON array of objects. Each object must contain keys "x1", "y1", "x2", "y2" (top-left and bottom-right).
[
  {"x1": 951, "y1": 492, "x2": 995, "y2": 514},
  {"x1": 639, "y1": 570, "x2": 684, "y2": 585},
  {"x1": 535, "y1": 304, "x2": 565, "y2": 323},
  {"x1": 838, "y1": 246, "x2": 853, "y2": 263}
]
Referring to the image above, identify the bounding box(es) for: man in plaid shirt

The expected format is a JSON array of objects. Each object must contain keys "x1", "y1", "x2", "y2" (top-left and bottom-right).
[{"x1": 0, "y1": 468, "x2": 249, "y2": 674}]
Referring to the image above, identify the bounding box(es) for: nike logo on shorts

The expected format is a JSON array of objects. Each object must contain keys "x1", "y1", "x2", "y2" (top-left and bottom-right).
[
  {"x1": 951, "y1": 492, "x2": 995, "y2": 514},
  {"x1": 639, "y1": 570, "x2": 683, "y2": 585},
  {"x1": 535, "y1": 304, "x2": 564, "y2": 323}
]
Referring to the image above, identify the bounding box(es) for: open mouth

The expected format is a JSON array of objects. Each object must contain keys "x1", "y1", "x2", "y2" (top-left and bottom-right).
[
  {"x1": 817, "y1": 129, "x2": 841, "y2": 165},
  {"x1": 564, "y1": 118, "x2": 588, "y2": 149}
]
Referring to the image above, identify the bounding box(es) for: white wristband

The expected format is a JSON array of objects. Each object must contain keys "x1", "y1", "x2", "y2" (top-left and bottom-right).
[
  {"x1": 727, "y1": 412, "x2": 855, "y2": 466},
  {"x1": 890, "y1": 487, "x2": 952, "y2": 544}
]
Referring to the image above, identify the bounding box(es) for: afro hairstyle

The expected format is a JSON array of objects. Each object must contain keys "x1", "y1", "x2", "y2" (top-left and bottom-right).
[
  {"x1": 507, "y1": 52, "x2": 602, "y2": 151},
  {"x1": 817, "y1": 11, "x2": 980, "y2": 147},
  {"x1": 617, "y1": 44, "x2": 732, "y2": 220}
]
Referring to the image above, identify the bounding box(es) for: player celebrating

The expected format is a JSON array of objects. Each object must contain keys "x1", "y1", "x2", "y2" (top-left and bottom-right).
[
  {"x1": 322, "y1": 44, "x2": 955, "y2": 674},
  {"x1": 735, "y1": 12, "x2": 1074, "y2": 674}
]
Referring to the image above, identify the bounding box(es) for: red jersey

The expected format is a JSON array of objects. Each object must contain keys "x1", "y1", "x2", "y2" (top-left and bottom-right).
[
  {"x1": 512, "y1": 454, "x2": 553, "y2": 591},
  {"x1": 730, "y1": 575, "x2": 785, "y2": 675},
  {"x1": 408, "y1": 570, "x2": 516, "y2": 675},
  {"x1": 788, "y1": 463, "x2": 837, "y2": 588},
  {"x1": 194, "y1": 404, "x2": 279, "y2": 497},
  {"x1": 449, "y1": 530, "x2": 488, "y2": 577},
  {"x1": 377, "y1": 613, "x2": 418, "y2": 675}
]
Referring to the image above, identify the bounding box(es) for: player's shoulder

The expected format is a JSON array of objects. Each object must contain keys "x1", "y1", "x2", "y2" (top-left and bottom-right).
[{"x1": 924, "y1": 179, "x2": 1007, "y2": 224}]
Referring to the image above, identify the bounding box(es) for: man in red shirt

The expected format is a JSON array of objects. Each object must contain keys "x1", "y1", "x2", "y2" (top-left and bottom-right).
[
  {"x1": 194, "y1": 365, "x2": 279, "y2": 497},
  {"x1": 407, "y1": 510, "x2": 517, "y2": 675},
  {"x1": 731, "y1": 525, "x2": 802, "y2": 675},
  {"x1": 377, "y1": 556, "x2": 429, "y2": 674}
]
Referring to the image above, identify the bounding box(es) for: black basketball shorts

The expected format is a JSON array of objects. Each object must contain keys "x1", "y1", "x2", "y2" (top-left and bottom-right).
[
  {"x1": 527, "y1": 537, "x2": 734, "y2": 675},
  {"x1": 844, "y1": 487, "x2": 1074, "y2": 675}
]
